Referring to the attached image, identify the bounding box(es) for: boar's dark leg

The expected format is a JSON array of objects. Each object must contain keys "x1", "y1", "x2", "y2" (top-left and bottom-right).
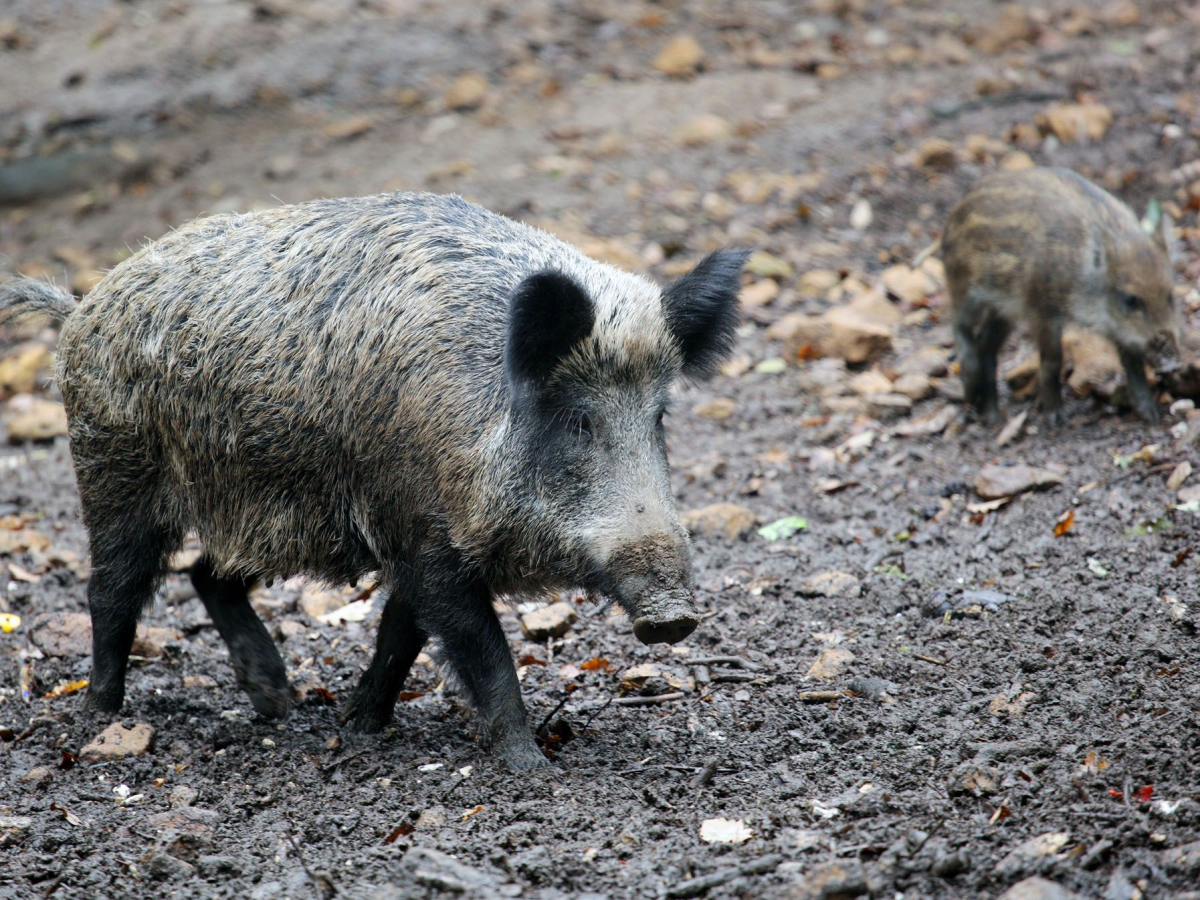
[
  {"x1": 1119, "y1": 346, "x2": 1159, "y2": 424},
  {"x1": 413, "y1": 555, "x2": 547, "y2": 771},
  {"x1": 190, "y1": 558, "x2": 290, "y2": 718},
  {"x1": 1036, "y1": 317, "x2": 1065, "y2": 424},
  {"x1": 341, "y1": 575, "x2": 427, "y2": 733},
  {"x1": 83, "y1": 517, "x2": 178, "y2": 714},
  {"x1": 956, "y1": 310, "x2": 1007, "y2": 423}
]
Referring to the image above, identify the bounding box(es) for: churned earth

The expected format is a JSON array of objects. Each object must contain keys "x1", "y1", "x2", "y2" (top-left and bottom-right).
[{"x1": 3, "y1": 1, "x2": 1200, "y2": 898}]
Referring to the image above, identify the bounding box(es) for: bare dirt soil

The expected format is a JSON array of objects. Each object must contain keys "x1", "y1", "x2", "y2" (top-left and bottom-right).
[{"x1": 3, "y1": 2, "x2": 1200, "y2": 899}]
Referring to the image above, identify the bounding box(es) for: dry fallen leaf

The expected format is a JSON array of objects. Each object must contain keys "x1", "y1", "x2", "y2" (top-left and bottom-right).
[
  {"x1": 316, "y1": 599, "x2": 373, "y2": 624},
  {"x1": 1053, "y1": 510, "x2": 1075, "y2": 537},
  {"x1": 699, "y1": 817, "x2": 753, "y2": 844}
]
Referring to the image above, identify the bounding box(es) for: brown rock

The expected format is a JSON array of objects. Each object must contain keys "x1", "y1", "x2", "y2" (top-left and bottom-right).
[
  {"x1": 975, "y1": 4, "x2": 1036, "y2": 54},
  {"x1": 893, "y1": 372, "x2": 933, "y2": 401},
  {"x1": 322, "y1": 114, "x2": 374, "y2": 141},
  {"x1": 618, "y1": 663, "x2": 687, "y2": 696},
  {"x1": 80, "y1": 722, "x2": 156, "y2": 762},
  {"x1": 681, "y1": 503, "x2": 758, "y2": 540},
  {"x1": 653, "y1": 35, "x2": 703, "y2": 77},
  {"x1": 880, "y1": 265, "x2": 938, "y2": 305},
  {"x1": 783, "y1": 861, "x2": 874, "y2": 900},
  {"x1": 692, "y1": 397, "x2": 736, "y2": 420},
  {"x1": 798, "y1": 571, "x2": 861, "y2": 599},
  {"x1": 739, "y1": 279, "x2": 780, "y2": 310},
  {"x1": 1037, "y1": 103, "x2": 1113, "y2": 143},
  {"x1": 675, "y1": 114, "x2": 731, "y2": 147},
  {"x1": 519, "y1": 601, "x2": 577, "y2": 641},
  {"x1": 745, "y1": 250, "x2": 793, "y2": 280},
  {"x1": 845, "y1": 287, "x2": 903, "y2": 327},
  {"x1": 132, "y1": 626, "x2": 178, "y2": 658},
  {"x1": 796, "y1": 269, "x2": 841, "y2": 298},
  {"x1": 30, "y1": 612, "x2": 92, "y2": 656},
  {"x1": 1000, "y1": 150, "x2": 1036, "y2": 171},
  {"x1": 6, "y1": 397, "x2": 68, "y2": 442},
  {"x1": 916, "y1": 138, "x2": 957, "y2": 171},
  {"x1": 975, "y1": 464, "x2": 1063, "y2": 500},
  {"x1": 0, "y1": 344, "x2": 53, "y2": 397},
  {"x1": 183, "y1": 675, "x2": 218, "y2": 690},
  {"x1": 442, "y1": 72, "x2": 489, "y2": 111},
  {"x1": 807, "y1": 647, "x2": 855, "y2": 679},
  {"x1": 848, "y1": 368, "x2": 893, "y2": 396},
  {"x1": 865, "y1": 392, "x2": 914, "y2": 420},
  {"x1": 896, "y1": 346, "x2": 951, "y2": 378}
]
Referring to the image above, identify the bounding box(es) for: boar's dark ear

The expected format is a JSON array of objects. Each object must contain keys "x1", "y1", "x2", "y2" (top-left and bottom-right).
[
  {"x1": 662, "y1": 249, "x2": 749, "y2": 378},
  {"x1": 506, "y1": 270, "x2": 596, "y2": 384}
]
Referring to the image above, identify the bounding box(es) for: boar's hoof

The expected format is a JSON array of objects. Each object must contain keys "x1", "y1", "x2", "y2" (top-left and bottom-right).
[
  {"x1": 82, "y1": 685, "x2": 125, "y2": 715},
  {"x1": 494, "y1": 733, "x2": 553, "y2": 773},
  {"x1": 234, "y1": 663, "x2": 291, "y2": 719},
  {"x1": 633, "y1": 615, "x2": 697, "y2": 646}
]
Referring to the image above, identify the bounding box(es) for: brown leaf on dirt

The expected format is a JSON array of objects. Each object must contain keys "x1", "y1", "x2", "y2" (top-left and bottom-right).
[
  {"x1": 1037, "y1": 103, "x2": 1113, "y2": 143},
  {"x1": 580, "y1": 657, "x2": 612, "y2": 672},
  {"x1": 1166, "y1": 461, "x2": 1192, "y2": 491},
  {"x1": 1053, "y1": 510, "x2": 1075, "y2": 537},
  {"x1": 5, "y1": 397, "x2": 68, "y2": 442},
  {"x1": 807, "y1": 647, "x2": 855, "y2": 680},
  {"x1": 974, "y1": 464, "x2": 1063, "y2": 501},
  {"x1": 653, "y1": 35, "x2": 703, "y2": 77},
  {"x1": 681, "y1": 502, "x2": 757, "y2": 540}
]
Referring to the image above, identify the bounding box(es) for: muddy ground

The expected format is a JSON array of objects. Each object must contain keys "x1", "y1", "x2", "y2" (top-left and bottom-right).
[{"x1": 3, "y1": 1, "x2": 1200, "y2": 898}]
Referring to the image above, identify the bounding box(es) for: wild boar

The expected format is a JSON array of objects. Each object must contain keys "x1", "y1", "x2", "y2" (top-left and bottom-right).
[
  {"x1": 938, "y1": 167, "x2": 1177, "y2": 423},
  {"x1": 0, "y1": 192, "x2": 747, "y2": 770}
]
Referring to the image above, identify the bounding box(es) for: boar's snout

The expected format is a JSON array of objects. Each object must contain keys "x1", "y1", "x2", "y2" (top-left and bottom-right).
[{"x1": 606, "y1": 533, "x2": 699, "y2": 646}]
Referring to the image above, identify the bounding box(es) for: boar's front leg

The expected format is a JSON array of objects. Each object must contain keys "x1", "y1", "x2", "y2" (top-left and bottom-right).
[
  {"x1": 1036, "y1": 316, "x2": 1065, "y2": 425},
  {"x1": 1118, "y1": 346, "x2": 1160, "y2": 424}
]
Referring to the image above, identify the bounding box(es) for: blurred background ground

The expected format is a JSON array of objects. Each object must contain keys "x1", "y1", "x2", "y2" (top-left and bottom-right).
[{"x1": 2, "y1": 2, "x2": 1200, "y2": 899}]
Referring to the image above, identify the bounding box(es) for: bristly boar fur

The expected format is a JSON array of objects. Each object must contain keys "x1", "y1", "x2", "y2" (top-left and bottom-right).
[
  {"x1": 0, "y1": 191, "x2": 748, "y2": 771},
  {"x1": 942, "y1": 167, "x2": 1177, "y2": 424}
]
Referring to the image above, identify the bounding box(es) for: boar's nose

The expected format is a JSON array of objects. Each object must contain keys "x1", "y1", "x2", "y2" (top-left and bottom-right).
[{"x1": 633, "y1": 614, "x2": 698, "y2": 646}]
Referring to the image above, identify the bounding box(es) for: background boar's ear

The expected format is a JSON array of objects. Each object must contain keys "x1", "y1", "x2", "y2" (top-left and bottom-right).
[
  {"x1": 506, "y1": 270, "x2": 596, "y2": 383},
  {"x1": 662, "y1": 249, "x2": 749, "y2": 378}
]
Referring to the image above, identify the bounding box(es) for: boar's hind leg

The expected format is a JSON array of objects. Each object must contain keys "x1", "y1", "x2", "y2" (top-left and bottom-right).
[
  {"x1": 341, "y1": 576, "x2": 428, "y2": 733},
  {"x1": 84, "y1": 516, "x2": 179, "y2": 715},
  {"x1": 955, "y1": 310, "x2": 1008, "y2": 423},
  {"x1": 1036, "y1": 318, "x2": 1065, "y2": 424},
  {"x1": 190, "y1": 558, "x2": 291, "y2": 718}
]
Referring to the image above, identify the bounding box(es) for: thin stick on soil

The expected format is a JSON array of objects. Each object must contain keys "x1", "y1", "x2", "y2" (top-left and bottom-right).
[
  {"x1": 580, "y1": 694, "x2": 614, "y2": 732},
  {"x1": 534, "y1": 693, "x2": 572, "y2": 737},
  {"x1": 320, "y1": 749, "x2": 370, "y2": 775},
  {"x1": 913, "y1": 654, "x2": 947, "y2": 667},
  {"x1": 665, "y1": 854, "x2": 784, "y2": 899},
  {"x1": 612, "y1": 691, "x2": 685, "y2": 706},
  {"x1": 688, "y1": 655, "x2": 762, "y2": 672},
  {"x1": 690, "y1": 757, "x2": 721, "y2": 789},
  {"x1": 286, "y1": 826, "x2": 337, "y2": 899}
]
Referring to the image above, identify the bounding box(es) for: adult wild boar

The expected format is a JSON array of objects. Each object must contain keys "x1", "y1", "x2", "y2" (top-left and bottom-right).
[{"x1": 0, "y1": 192, "x2": 747, "y2": 770}]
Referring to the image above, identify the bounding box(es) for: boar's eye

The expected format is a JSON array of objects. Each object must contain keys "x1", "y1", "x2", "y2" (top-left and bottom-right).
[
  {"x1": 1120, "y1": 293, "x2": 1144, "y2": 314},
  {"x1": 564, "y1": 410, "x2": 593, "y2": 440},
  {"x1": 656, "y1": 409, "x2": 666, "y2": 429}
]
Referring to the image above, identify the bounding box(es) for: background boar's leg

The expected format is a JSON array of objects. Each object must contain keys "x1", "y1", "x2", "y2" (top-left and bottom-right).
[
  {"x1": 1118, "y1": 346, "x2": 1159, "y2": 424},
  {"x1": 83, "y1": 516, "x2": 178, "y2": 714},
  {"x1": 1035, "y1": 316, "x2": 1064, "y2": 423},
  {"x1": 340, "y1": 577, "x2": 428, "y2": 733},
  {"x1": 190, "y1": 558, "x2": 291, "y2": 718}
]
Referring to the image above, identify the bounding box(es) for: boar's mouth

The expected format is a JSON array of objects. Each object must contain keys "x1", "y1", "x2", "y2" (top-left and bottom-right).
[{"x1": 602, "y1": 534, "x2": 699, "y2": 646}]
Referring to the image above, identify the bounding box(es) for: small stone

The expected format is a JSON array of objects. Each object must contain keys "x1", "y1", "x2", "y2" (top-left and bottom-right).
[
  {"x1": 519, "y1": 601, "x2": 577, "y2": 641},
  {"x1": 681, "y1": 503, "x2": 758, "y2": 540},
  {"x1": 822, "y1": 306, "x2": 894, "y2": 364},
  {"x1": 865, "y1": 392, "x2": 914, "y2": 420},
  {"x1": 184, "y1": 674, "x2": 218, "y2": 690},
  {"x1": 783, "y1": 860, "x2": 874, "y2": 900},
  {"x1": 896, "y1": 346, "x2": 951, "y2": 378},
  {"x1": 880, "y1": 264, "x2": 938, "y2": 305},
  {"x1": 443, "y1": 72, "x2": 490, "y2": 110},
  {"x1": 30, "y1": 612, "x2": 92, "y2": 656},
  {"x1": 849, "y1": 199, "x2": 873, "y2": 230},
  {"x1": 796, "y1": 269, "x2": 841, "y2": 297},
  {"x1": 147, "y1": 851, "x2": 196, "y2": 881},
  {"x1": 620, "y1": 663, "x2": 670, "y2": 696},
  {"x1": 22, "y1": 766, "x2": 51, "y2": 786},
  {"x1": 692, "y1": 397, "x2": 735, "y2": 419},
  {"x1": 131, "y1": 626, "x2": 178, "y2": 658},
  {"x1": 322, "y1": 114, "x2": 375, "y2": 141},
  {"x1": 995, "y1": 834, "x2": 1072, "y2": 879},
  {"x1": 916, "y1": 138, "x2": 957, "y2": 171},
  {"x1": 745, "y1": 250, "x2": 794, "y2": 280},
  {"x1": 653, "y1": 35, "x2": 704, "y2": 77},
  {"x1": 1000, "y1": 151, "x2": 1036, "y2": 171},
  {"x1": 275, "y1": 619, "x2": 306, "y2": 641},
  {"x1": 849, "y1": 369, "x2": 893, "y2": 396},
  {"x1": 80, "y1": 722, "x2": 156, "y2": 762},
  {"x1": 675, "y1": 114, "x2": 731, "y2": 147},
  {"x1": 196, "y1": 856, "x2": 243, "y2": 877},
  {"x1": 975, "y1": 464, "x2": 1064, "y2": 500},
  {"x1": 893, "y1": 372, "x2": 933, "y2": 401},
  {"x1": 264, "y1": 155, "x2": 298, "y2": 180},
  {"x1": 1161, "y1": 839, "x2": 1200, "y2": 874},
  {"x1": 948, "y1": 761, "x2": 1001, "y2": 795},
  {"x1": 807, "y1": 647, "x2": 855, "y2": 679},
  {"x1": 169, "y1": 785, "x2": 199, "y2": 808},
  {"x1": 740, "y1": 279, "x2": 780, "y2": 310},
  {"x1": 6, "y1": 397, "x2": 67, "y2": 442},
  {"x1": 799, "y1": 571, "x2": 861, "y2": 599},
  {"x1": 1037, "y1": 103, "x2": 1113, "y2": 143},
  {"x1": 0, "y1": 344, "x2": 53, "y2": 397}
]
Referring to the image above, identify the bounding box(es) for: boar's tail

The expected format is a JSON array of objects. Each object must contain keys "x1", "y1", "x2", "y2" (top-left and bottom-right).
[
  {"x1": 909, "y1": 238, "x2": 941, "y2": 270},
  {"x1": 0, "y1": 278, "x2": 76, "y2": 327}
]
